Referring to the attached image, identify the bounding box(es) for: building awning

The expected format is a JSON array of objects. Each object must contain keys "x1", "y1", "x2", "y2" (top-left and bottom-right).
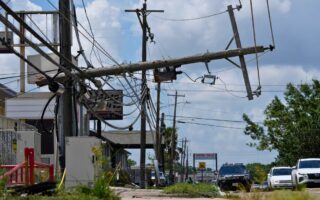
[{"x1": 101, "y1": 130, "x2": 164, "y2": 149}]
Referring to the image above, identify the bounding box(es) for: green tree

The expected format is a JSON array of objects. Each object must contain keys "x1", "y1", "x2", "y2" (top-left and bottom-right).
[
  {"x1": 127, "y1": 158, "x2": 136, "y2": 167},
  {"x1": 243, "y1": 80, "x2": 320, "y2": 166},
  {"x1": 246, "y1": 163, "x2": 271, "y2": 184}
]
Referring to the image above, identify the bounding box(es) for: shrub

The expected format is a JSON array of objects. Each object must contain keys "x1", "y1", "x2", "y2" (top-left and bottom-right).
[{"x1": 164, "y1": 183, "x2": 219, "y2": 198}]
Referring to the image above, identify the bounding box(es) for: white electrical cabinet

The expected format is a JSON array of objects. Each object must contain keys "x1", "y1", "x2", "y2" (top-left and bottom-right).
[{"x1": 65, "y1": 136, "x2": 102, "y2": 188}]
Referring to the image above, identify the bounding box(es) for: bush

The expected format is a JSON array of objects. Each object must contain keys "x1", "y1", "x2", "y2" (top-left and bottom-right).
[
  {"x1": 164, "y1": 183, "x2": 219, "y2": 198},
  {"x1": 74, "y1": 175, "x2": 120, "y2": 200}
]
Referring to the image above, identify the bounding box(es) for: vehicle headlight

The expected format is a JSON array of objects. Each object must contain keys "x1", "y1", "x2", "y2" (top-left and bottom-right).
[
  {"x1": 272, "y1": 180, "x2": 279, "y2": 184},
  {"x1": 298, "y1": 173, "x2": 308, "y2": 179}
]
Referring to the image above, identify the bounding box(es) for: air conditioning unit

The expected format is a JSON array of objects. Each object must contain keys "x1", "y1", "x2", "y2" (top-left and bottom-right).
[{"x1": 27, "y1": 53, "x2": 78, "y2": 84}]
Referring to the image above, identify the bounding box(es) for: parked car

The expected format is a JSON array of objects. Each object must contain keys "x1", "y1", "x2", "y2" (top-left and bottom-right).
[
  {"x1": 217, "y1": 163, "x2": 252, "y2": 192},
  {"x1": 267, "y1": 167, "x2": 292, "y2": 190},
  {"x1": 291, "y1": 158, "x2": 320, "y2": 188}
]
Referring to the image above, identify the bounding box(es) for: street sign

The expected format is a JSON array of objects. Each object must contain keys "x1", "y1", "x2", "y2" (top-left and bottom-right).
[
  {"x1": 89, "y1": 90, "x2": 123, "y2": 120},
  {"x1": 199, "y1": 162, "x2": 206, "y2": 170},
  {"x1": 194, "y1": 153, "x2": 217, "y2": 160}
]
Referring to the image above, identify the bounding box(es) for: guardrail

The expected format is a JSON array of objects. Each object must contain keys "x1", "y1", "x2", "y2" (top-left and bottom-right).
[{"x1": 0, "y1": 147, "x2": 54, "y2": 186}]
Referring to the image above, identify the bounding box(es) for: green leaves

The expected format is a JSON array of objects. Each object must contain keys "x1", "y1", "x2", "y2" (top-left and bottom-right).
[{"x1": 243, "y1": 80, "x2": 320, "y2": 165}]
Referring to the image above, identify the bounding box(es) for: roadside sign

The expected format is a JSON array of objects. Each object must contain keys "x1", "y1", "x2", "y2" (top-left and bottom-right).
[
  {"x1": 89, "y1": 90, "x2": 123, "y2": 120},
  {"x1": 199, "y1": 162, "x2": 206, "y2": 170},
  {"x1": 194, "y1": 153, "x2": 217, "y2": 160}
]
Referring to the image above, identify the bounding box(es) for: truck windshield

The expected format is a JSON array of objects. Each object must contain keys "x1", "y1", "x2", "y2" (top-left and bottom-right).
[
  {"x1": 219, "y1": 165, "x2": 246, "y2": 176},
  {"x1": 272, "y1": 168, "x2": 292, "y2": 176},
  {"x1": 299, "y1": 160, "x2": 320, "y2": 168}
]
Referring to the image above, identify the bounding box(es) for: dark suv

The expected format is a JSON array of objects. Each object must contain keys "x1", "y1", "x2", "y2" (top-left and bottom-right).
[{"x1": 217, "y1": 163, "x2": 252, "y2": 192}]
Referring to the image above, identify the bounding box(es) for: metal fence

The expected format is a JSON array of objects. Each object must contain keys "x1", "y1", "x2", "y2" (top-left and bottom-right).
[{"x1": 0, "y1": 116, "x2": 37, "y2": 164}]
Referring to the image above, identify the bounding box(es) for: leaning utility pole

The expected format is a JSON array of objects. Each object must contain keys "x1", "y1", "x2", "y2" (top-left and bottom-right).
[
  {"x1": 59, "y1": 0, "x2": 74, "y2": 173},
  {"x1": 125, "y1": 0, "x2": 163, "y2": 189},
  {"x1": 167, "y1": 91, "x2": 185, "y2": 184},
  {"x1": 227, "y1": 5, "x2": 253, "y2": 100}
]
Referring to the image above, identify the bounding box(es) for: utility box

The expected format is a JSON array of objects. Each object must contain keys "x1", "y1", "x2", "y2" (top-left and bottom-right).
[
  {"x1": 65, "y1": 136, "x2": 103, "y2": 188},
  {"x1": 16, "y1": 131, "x2": 41, "y2": 163}
]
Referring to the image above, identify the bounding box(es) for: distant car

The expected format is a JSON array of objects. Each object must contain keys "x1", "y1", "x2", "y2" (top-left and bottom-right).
[
  {"x1": 292, "y1": 158, "x2": 320, "y2": 188},
  {"x1": 260, "y1": 181, "x2": 269, "y2": 191},
  {"x1": 267, "y1": 167, "x2": 292, "y2": 190},
  {"x1": 251, "y1": 183, "x2": 261, "y2": 190},
  {"x1": 151, "y1": 171, "x2": 166, "y2": 186},
  {"x1": 217, "y1": 163, "x2": 252, "y2": 192}
]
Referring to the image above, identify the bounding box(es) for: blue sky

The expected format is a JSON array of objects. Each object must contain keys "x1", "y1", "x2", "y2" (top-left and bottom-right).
[{"x1": 1, "y1": 0, "x2": 320, "y2": 168}]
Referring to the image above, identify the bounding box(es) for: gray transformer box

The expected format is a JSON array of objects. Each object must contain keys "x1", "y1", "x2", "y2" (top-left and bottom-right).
[{"x1": 65, "y1": 136, "x2": 103, "y2": 188}]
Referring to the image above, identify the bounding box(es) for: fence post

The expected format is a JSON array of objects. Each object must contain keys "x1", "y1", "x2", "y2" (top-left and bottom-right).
[{"x1": 24, "y1": 148, "x2": 29, "y2": 186}]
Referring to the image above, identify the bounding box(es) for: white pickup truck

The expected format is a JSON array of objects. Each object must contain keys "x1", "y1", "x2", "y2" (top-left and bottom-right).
[{"x1": 291, "y1": 158, "x2": 320, "y2": 188}]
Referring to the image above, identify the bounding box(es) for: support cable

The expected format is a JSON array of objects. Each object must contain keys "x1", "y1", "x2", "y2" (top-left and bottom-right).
[
  {"x1": 25, "y1": 14, "x2": 52, "y2": 44},
  {"x1": 249, "y1": 0, "x2": 261, "y2": 95},
  {"x1": 0, "y1": 37, "x2": 52, "y2": 81},
  {"x1": 266, "y1": 0, "x2": 275, "y2": 48}
]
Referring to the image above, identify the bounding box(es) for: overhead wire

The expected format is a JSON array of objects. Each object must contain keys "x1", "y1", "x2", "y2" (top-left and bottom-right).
[
  {"x1": 175, "y1": 120, "x2": 245, "y2": 130},
  {"x1": 70, "y1": 0, "x2": 144, "y2": 124},
  {"x1": 249, "y1": 0, "x2": 261, "y2": 93},
  {"x1": 151, "y1": 10, "x2": 227, "y2": 22},
  {"x1": 266, "y1": 0, "x2": 275, "y2": 47},
  {"x1": 167, "y1": 115, "x2": 245, "y2": 123},
  {"x1": 25, "y1": 14, "x2": 52, "y2": 44}
]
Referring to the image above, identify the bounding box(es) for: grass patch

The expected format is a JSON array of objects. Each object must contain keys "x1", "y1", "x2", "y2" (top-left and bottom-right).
[
  {"x1": 163, "y1": 183, "x2": 219, "y2": 198},
  {"x1": 228, "y1": 190, "x2": 316, "y2": 200}
]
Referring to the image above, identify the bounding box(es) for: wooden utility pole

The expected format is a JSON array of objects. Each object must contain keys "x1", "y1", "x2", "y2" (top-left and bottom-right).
[
  {"x1": 59, "y1": 0, "x2": 74, "y2": 173},
  {"x1": 167, "y1": 91, "x2": 185, "y2": 184},
  {"x1": 185, "y1": 145, "x2": 189, "y2": 181},
  {"x1": 159, "y1": 112, "x2": 165, "y2": 172},
  {"x1": 19, "y1": 13, "x2": 25, "y2": 93},
  {"x1": 125, "y1": 0, "x2": 163, "y2": 188},
  {"x1": 155, "y1": 83, "x2": 161, "y2": 170}
]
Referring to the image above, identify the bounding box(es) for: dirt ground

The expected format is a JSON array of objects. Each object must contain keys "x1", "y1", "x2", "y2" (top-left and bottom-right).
[
  {"x1": 112, "y1": 187, "x2": 320, "y2": 200},
  {"x1": 111, "y1": 187, "x2": 226, "y2": 200}
]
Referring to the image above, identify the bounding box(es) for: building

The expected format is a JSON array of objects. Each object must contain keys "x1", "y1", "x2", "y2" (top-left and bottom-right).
[
  {"x1": 5, "y1": 92, "x2": 56, "y2": 165},
  {"x1": 0, "y1": 83, "x2": 16, "y2": 115}
]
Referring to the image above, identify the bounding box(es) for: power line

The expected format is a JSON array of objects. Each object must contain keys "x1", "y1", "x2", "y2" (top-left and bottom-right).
[
  {"x1": 160, "y1": 88, "x2": 285, "y2": 93},
  {"x1": 151, "y1": 10, "x2": 227, "y2": 22},
  {"x1": 176, "y1": 120, "x2": 245, "y2": 130},
  {"x1": 167, "y1": 115, "x2": 244, "y2": 123}
]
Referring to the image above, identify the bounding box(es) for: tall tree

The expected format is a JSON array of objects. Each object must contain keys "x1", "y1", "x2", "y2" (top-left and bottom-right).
[{"x1": 243, "y1": 80, "x2": 320, "y2": 166}]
